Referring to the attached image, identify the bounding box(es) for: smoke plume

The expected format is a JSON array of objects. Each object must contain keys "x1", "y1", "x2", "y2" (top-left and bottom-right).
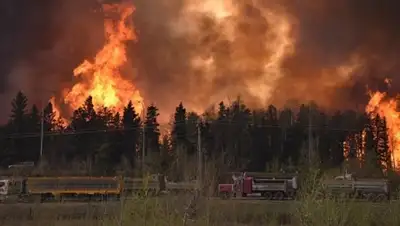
[{"x1": 1, "y1": 0, "x2": 400, "y2": 123}]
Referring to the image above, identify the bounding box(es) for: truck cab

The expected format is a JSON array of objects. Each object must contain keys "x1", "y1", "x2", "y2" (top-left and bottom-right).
[
  {"x1": 0, "y1": 179, "x2": 9, "y2": 197},
  {"x1": 0, "y1": 178, "x2": 26, "y2": 202}
]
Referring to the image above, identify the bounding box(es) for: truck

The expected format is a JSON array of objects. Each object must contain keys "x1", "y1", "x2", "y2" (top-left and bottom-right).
[
  {"x1": 0, "y1": 177, "x2": 122, "y2": 202},
  {"x1": 0, "y1": 175, "x2": 197, "y2": 202},
  {"x1": 319, "y1": 174, "x2": 390, "y2": 202},
  {"x1": 218, "y1": 172, "x2": 298, "y2": 200}
]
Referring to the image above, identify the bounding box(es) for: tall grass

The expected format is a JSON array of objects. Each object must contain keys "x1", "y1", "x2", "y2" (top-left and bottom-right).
[
  {"x1": 2, "y1": 190, "x2": 400, "y2": 226},
  {"x1": 2, "y1": 164, "x2": 400, "y2": 226}
]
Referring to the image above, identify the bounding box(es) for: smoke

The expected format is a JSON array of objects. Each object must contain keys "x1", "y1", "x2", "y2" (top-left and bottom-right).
[
  {"x1": 1, "y1": 0, "x2": 400, "y2": 123},
  {"x1": 0, "y1": 0, "x2": 105, "y2": 120},
  {"x1": 275, "y1": 0, "x2": 400, "y2": 109}
]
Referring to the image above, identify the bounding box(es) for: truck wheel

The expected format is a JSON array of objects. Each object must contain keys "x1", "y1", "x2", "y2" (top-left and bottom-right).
[
  {"x1": 274, "y1": 192, "x2": 284, "y2": 200},
  {"x1": 374, "y1": 194, "x2": 386, "y2": 203},
  {"x1": 366, "y1": 193, "x2": 376, "y2": 202},
  {"x1": 263, "y1": 192, "x2": 273, "y2": 200}
]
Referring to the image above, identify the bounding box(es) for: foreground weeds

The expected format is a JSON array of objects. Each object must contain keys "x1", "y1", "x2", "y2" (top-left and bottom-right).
[
  {"x1": 3, "y1": 168, "x2": 400, "y2": 226},
  {"x1": 2, "y1": 194, "x2": 400, "y2": 226},
  {"x1": 294, "y1": 168, "x2": 400, "y2": 226}
]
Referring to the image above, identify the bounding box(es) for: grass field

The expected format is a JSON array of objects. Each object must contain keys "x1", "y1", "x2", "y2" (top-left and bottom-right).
[{"x1": 1, "y1": 195, "x2": 400, "y2": 226}]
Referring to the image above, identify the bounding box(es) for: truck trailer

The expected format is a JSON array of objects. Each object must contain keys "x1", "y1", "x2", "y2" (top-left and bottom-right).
[
  {"x1": 0, "y1": 177, "x2": 121, "y2": 202},
  {"x1": 320, "y1": 174, "x2": 390, "y2": 202},
  {"x1": 0, "y1": 175, "x2": 197, "y2": 203}
]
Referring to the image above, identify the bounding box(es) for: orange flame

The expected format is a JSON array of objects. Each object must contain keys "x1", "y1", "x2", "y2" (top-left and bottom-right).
[
  {"x1": 50, "y1": 97, "x2": 64, "y2": 124},
  {"x1": 366, "y1": 90, "x2": 400, "y2": 169},
  {"x1": 343, "y1": 129, "x2": 365, "y2": 167},
  {"x1": 61, "y1": 3, "x2": 143, "y2": 118}
]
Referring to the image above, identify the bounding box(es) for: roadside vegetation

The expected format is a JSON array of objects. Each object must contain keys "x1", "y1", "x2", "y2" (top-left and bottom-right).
[{"x1": 1, "y1": 166, "x2": 400, "y2": 226}]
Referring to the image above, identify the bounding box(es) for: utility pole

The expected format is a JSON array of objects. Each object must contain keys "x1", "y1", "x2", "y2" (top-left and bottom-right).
[
  {"x1": 197, "y1": 119, "x2": 202, "y2": 191},
  {"x1": 142, "y1": 104, "x2": 146, "y2": 175},
  {"x1": 308, "y1": 106, "x2": 312, "y2": 166},
  {"x1": 39, "y1": 100, "x2": 45, "y2": 161}
]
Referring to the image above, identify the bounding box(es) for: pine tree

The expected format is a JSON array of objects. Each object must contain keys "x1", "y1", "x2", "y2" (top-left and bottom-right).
[
  {"x1": 328, "y1": 111, "x2": 347, "y2": 167},
  {"x1": 25, "y1": 105, "x2": 41, "y2": 161},
  {"x1": 211, "y1": 102, "x2": 229, "y2": 159},
  {"x1": 9, "y1": 91, "x2": 28, "y2": 132},
  {"x1": 249, "y1": 110, "x2": 269, "y2": 171},
  {"x1": 279, "y1": 108, "x2": 299, "y2": 164},
  {"x1": 266, "y1": 105, "x2": 280, "y2": 162},
  {"x1": 40, "y1": 102, "x2": 58, "y2": 165},
  {"x1": 186, "y1": 112, "x2": 200, "y2": 155},
  {"x1": 160, "y1": 135, "x2": 172, "y2": 174},
  {"x1": 121, "y1": 101, "x2": 140, "y2": 169},
  {"x1": 376, "y1": 116, "x2": 391, "y2": 171},
  {"x1": 363, "y1": 121, "x2": 381, "y2": 176},
  {"x1": 7, "y1": 91, "x2": 29, "y2": 163},
  {"x1": 28, "y1": 105, "x2": 41, "y2": 132},
  {"x1": 227, "y1": 98, "x2": 251, "y2": 169},
  {"x1": 70, "y1": 96, "x2": 102, "y2": 168},
  {"x1": 171, "y1": 102, "x2": 188, "y2": 153},
  {"x1": 144, "y1": 104, "x2": 160, "y2": 155}
]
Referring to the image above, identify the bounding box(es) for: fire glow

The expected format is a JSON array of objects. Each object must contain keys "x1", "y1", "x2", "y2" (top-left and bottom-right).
[{"x1": 53, "y1": 3, "x2": 143, "y2": 121}]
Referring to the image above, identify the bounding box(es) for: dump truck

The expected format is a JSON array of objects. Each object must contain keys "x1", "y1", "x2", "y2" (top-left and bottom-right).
[
  {"x1": 320, "y1": 174, "x2": 390, "y2": 202},
  {"x1": 218, "y1": 172, "x2": 298, "y2": 200},
  {"x1": 0, "y1": 174, "x2": 197, "y2": 202},
  {"x1": 0, "y1": 176, "x2": 122, "y2": 202}
]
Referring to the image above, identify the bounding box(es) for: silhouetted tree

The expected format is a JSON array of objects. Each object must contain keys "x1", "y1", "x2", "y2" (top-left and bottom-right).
[
  {"x1": 70, "y1": 96, "x2": 103, "y2": 172},
  {"x1": 121, "y1": 101, "x2": 140, "y2": 169},
  {"x1": 171, "y1": 102, "x2": 188, "y2": 153},
  {"x1": 3, "y1": 90, "x2": 397, "y2": 176},
  {"x1": 376, "y1": 116, "x2": 391, "y2": 171},
  {"x1": 7, "y1": 91, "x2": 29, "y2": 163},
  {"x1": 144, "y1": 104, "x2": 160, "y2": 155}
]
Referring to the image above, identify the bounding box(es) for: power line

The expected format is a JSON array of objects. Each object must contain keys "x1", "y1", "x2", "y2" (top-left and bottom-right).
[{"x1": 3, "y1": 120, "x2": 369, "y2": 139}]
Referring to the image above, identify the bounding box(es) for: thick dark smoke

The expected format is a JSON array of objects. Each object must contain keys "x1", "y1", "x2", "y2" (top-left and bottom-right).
[
  {"x1": 1, "y1": 0, "x2": 400, "y2": 123},
  {"x1": 0, "y1": 0, "x2": 105, "y2": 121},
  {"x1": 275, "y1": 0, "x2": 400, "y2": 109}
]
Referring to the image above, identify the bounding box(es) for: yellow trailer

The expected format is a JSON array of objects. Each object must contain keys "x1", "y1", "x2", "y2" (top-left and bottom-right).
[{"x1": 22, "y1": 176, "x2": 122, "y2": 202}]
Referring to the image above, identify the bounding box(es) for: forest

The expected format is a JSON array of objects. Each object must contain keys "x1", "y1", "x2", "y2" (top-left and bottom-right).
[{"x1": 0, "y1": 91, "x2": 393, "y2": 179}]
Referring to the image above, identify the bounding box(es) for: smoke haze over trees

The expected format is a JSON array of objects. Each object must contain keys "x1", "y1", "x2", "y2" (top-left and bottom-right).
[{"x1": 1, "y1": 0, "x2": 400, "y2": 123}]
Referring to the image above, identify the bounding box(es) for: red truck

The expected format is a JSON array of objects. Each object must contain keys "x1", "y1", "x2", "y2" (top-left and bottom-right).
[{"x1": 218, "y1": 172, "x2": 298, "y2": 200}]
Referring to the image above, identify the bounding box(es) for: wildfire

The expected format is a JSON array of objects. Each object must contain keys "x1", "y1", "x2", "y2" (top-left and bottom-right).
[
  {"x1": 366, "y1": 90, "x2": 400, "y2": 169},
  {"x1": 343, "y1": 129, "x2": 366, "y2": 167},
  {"x1": 55, "y1": 2, "x2": 143, "y2": 120}
]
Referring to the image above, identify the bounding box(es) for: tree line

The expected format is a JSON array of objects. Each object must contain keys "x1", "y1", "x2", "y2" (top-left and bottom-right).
[{"x1": 0, "y1": 91, "x2": 393, "y2": 179}]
